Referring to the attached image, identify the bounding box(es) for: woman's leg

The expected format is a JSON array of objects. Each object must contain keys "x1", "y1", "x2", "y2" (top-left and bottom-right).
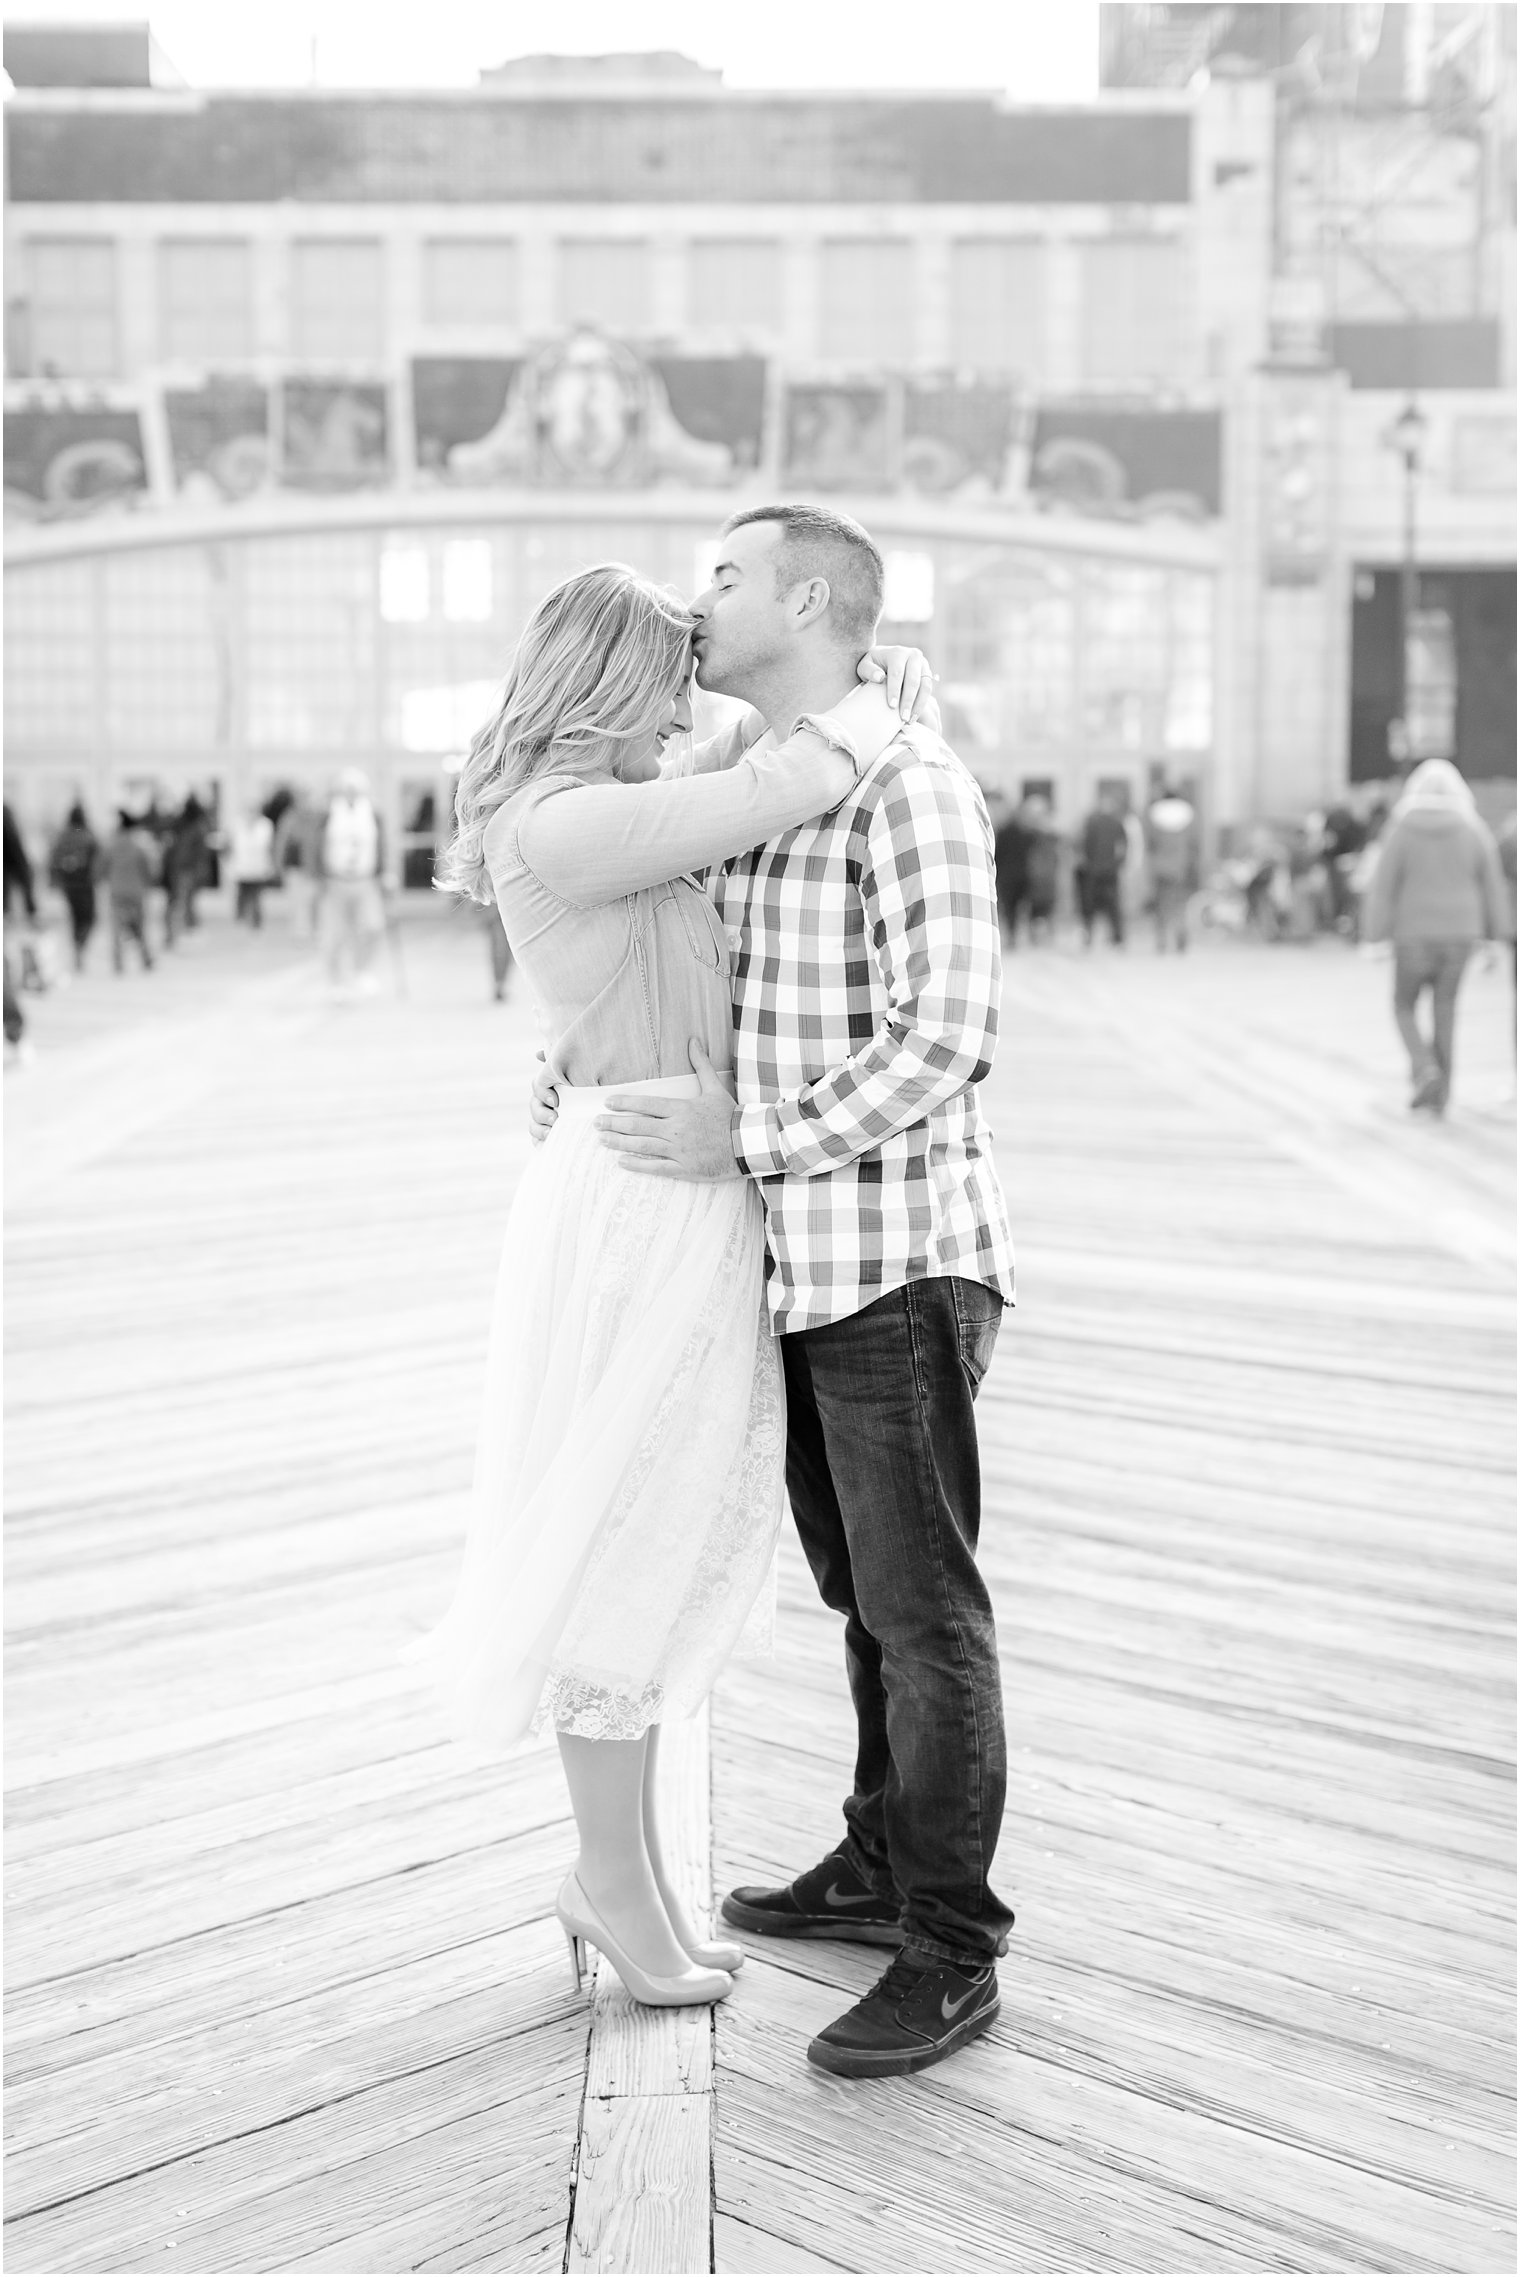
[
  {"x1": 1392, "y1": 946, "x2": 1435, "y2": 1088},
  {"x1": 640, "y1": 1724, "x2": 742, "y2": 1966},
  {"x1": 1429, "y1": 943, "x2": 1472, "y2": 1108},
  {"x1": 556, "y1": 1730, "x2": 693, "y2": 1976}
]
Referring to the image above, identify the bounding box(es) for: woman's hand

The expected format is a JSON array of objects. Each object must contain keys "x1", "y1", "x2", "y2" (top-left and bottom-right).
[
  {"x1": 529, "y1": 1051, "x2": 560, "y2": 1147},
  {"x1": 857, "y1": 645, "x2": 938, "y2": 728}
]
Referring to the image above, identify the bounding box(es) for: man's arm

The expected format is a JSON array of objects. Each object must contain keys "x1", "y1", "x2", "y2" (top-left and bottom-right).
[{"x1": 733, "y1": 752, "x2": 1001, "y2": 1179}]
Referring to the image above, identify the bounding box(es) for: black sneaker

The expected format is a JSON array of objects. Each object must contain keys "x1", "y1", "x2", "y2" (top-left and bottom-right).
[
  {"x1": 807, "y1": 1949, "x2": 1000, "y2": 2078},
  {"x1": 721, "y1": 1848, "x2": 903, "y2": 1947}
]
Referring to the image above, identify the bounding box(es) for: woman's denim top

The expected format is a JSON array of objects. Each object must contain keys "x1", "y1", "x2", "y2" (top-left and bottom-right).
[{"x1": 484, "y1": 685, "x2": 899, "y2": 1087}]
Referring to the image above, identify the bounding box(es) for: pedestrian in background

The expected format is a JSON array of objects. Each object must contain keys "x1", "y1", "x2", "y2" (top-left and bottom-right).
[
  {"x1": 49, "y1": 802, "x2": 102, "y2": 971},
  {"x1": 4, "y1": 802, "x2": 38, "y2": 1065},
  {"x1": 992, "y1": 803, "x2": 1028, "y2": 947},
  {"x1": 105, "y1": 813, "x2": 156, "y2": 973},
  {"x1": 1361, "y1": 759, "x2": 1506, "y2": 1117},
  {"x1": 1019, "y1": 794, "x2": 1060, "y2": 944},
  {"x1": 1496, "y1": 809, "x2": 1517, "y2": 1008},
  {"x1": 1145, "y1": 782, "x2": 1200, "y2": 953},
  {"x1": 1077, "y1": 789, "x2": 1128, "y2": 948},
  {"x1": 319, "y1": 768, "x2": 391, "y2": 998},
  {"x1": 164, "y1": 794, "x2": 212, "y2": 945},
  {"x1": 229, "y1": 802, "x2": 276, "y2": 928},
  {"x1": 275, "y1": 791, "x2": 325, "y2": 941}
]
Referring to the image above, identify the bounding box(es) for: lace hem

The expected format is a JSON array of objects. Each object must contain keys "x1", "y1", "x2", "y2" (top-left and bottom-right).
[{"x1": 532, "y1": 1672, "x2": 666, "y2": 1742}]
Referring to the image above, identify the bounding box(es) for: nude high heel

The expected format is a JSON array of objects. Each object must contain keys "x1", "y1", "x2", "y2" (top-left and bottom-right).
[{"x1": 555, "y1": 1873, "x2": 734, "y2": 2008}]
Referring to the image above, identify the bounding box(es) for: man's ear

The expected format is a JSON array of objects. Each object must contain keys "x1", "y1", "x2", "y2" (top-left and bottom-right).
[{"x1": 788, "y1": 576, "x2": 832, "y2": 631}]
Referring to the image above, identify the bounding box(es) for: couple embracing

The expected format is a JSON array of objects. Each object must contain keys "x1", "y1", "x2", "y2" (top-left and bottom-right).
[{"x1": 412, "y1": 503, "x2": 1017, "y2": 2080}]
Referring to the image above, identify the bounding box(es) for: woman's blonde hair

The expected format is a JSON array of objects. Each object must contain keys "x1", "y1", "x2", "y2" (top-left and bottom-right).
[{"x1": 437, "y1": 562, "x2": 695, "y2": 904}]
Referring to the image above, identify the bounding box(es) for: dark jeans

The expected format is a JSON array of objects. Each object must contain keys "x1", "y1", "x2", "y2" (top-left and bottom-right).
[
  {"x1": 235, "y1": 881, "x2": 265, "y2": 927},
  {"x1": 1081, "y1": 868, "x2": 1125, "y2": 945},
  {"x1": 61, "y1": 883, "x2": 97, "y2": 962},
  {"x1": 781, "y1": 1276, "x2": 1015, "y2": 1967},
  {"x1": 1393, "y1": 939, "x2": 1472, "y2": 1104}
]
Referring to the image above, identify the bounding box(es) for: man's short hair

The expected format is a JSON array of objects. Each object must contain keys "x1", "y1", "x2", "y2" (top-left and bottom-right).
[{"x1": 721, "y1": 502, "x2": 884, "y2": 648}]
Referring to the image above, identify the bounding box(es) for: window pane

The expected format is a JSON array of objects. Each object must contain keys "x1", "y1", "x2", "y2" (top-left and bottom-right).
[
  {"x1": 30, "y1": 238, "x2": 117, "y2": 377},
  {"x1": 557, "y1": 240, "x2": 652, "y2": 333},
  {"x1": 422, "y1": 239, "x2": 519, "y2": 327},
  {"x1": 160, "y1": 240, "x2": 253, "y2": 362},
  {"x1": 819, "y1": 241, "x2": 914, "y2": 363},
  {"x1": 689, "y1": 239, "x2": 782, "y2": 329},
  {"x1": 1079, "y1": 239, "x2": 1190, "y2": 384},
  {"x1": 442, "y1": 539, "x2": 493, "y2": 622},
  {"x1": 379, "y1": 541, "x2": 430, "y2": 623},
  {"x1": 290, "y1": 240, "x2": 384, "y2": 361},
  {"x1": 950, "y1": 240, "x2": 1044, "y2": 375}
]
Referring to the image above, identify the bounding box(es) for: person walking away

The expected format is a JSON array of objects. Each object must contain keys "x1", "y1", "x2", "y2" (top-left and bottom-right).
[
  {"x1": 1361, "y1": 759, "x2": 1506, "y2": 1117},
  {"x1": 49, "y1": 803, "x2": 102, "y2": 972},
  {"x1": 319, "y1": 769, "x2": 391, "y2": 997},
  {"x1": 1146, "y1": 783, "x2": 1200, "y2": 952},
  {"x1": 992, "y1": 804, "x2": 1028, "y2": 947},
  {"x1": 163, "y1": 795, "x2": 212, "y2": 945},
  {"x1": 1020, "y1": 795, "x2": 1059, "y2": 943},
  {"x1": 1078, "y1": 790, "x2": 1128, "y2": 947},
  {"x1": 105, "y1": 814, "x2": 156, "y2": 973},
  {"x1": 4, "y1": 802, "x2": 39, "y2": 1065},
  {"x1": 275, "y1": 791, "x2": 325, "y2": 941},
  {"x1": 229, "y1": 803, "x2": 276, "y2": 928}
]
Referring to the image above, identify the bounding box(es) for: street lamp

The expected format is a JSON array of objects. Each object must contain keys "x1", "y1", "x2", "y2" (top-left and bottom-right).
[{"x1": 1385, "y1": 397, "x2": 1429, "y2": 759}]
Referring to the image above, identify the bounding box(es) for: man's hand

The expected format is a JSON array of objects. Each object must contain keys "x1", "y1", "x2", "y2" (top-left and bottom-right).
[
  {"x1": 596, "y1": 1041, "x2": 741, "y2": 1180},
  {"x1": 529, "y1": 1051, "x2": 560, "y2": 1148},
  {"x1": 857, "y1": 645, "x2": 938, "y2": 729}
]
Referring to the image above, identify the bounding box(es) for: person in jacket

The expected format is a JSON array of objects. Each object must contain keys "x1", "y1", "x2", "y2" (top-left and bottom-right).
[
  {"x1": 49, "y1": 803, "x2": 103, "y2": 970},
  {"x1": 1145, "y1": 783, "x2": 1200, "y2": 953},
  {"x1": 4, "y1": 802, "x2": 38, "y2": 1060},
  {"x1": 229, "y1": 802, "x2": 276, "y2": 929},
  {"x1": 105, "y1": 813, "x2": 156, "y2": 973},
  {"x1": 1019, "y1": 794, "x2": 1060, "y2": 943},
  {"x1": 991, "y1": 806, "x2": 1028, "y2": 947},
  {"x1": 1362, "y1": 759, "x2": 1507, "y2": 1116},
  {"x1": 318, "y1": 768, "x2": 393, "y2": 996},
  {"x1": 163, "y1": 794, "x2": 212, "y2": 944},
  {"x1": 1077, "y1": 790, "x2": 1128, "y2": 947},
  {"x1": 275, "y1": 791, "x2": 326, "y2": 941}
]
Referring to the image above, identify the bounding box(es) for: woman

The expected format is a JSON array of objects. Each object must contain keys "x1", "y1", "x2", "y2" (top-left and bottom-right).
[
  {"x1": 49, "y1": 802, "x2": 102, "y2": 971},
  {"x1": 229, "y1": 803, "x2": 276, "y2": 928},
  {"x1": 1362, "y1": 759, "x2": 1507, "y2": 1116},
  {"x1": 412, "y1": 562, "x2": 928, "y2": 2009}
]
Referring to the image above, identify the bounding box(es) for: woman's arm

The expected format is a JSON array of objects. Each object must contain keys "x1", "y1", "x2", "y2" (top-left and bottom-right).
[{"x1": 517, "y1": 684, "x2": 902, "y2": 909}]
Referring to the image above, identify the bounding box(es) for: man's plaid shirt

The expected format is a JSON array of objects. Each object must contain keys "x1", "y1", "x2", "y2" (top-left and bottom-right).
[{"x1": 707, "y1": 711, "x2": 1017, "y2": 1334}]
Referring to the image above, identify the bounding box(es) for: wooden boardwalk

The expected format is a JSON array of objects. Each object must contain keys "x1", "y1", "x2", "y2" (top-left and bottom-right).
[{"x1": 5, "y1": 910, "x2": 1514, "y2": 2274}]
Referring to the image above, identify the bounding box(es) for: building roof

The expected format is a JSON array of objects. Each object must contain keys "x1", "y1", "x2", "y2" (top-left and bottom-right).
[{"x1": 5, "y1": 94, "x2": 1192, "y2": 204}]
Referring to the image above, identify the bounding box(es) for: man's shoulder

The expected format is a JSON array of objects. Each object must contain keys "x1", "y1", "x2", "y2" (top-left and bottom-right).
[{"x1": 849, "y1": 723, "x2": 990, "y2": 819}]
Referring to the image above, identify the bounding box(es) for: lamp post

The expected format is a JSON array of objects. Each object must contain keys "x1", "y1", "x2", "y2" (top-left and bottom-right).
[{"x1": 1385, "y1": 397, "x2": 1428, "y2": 759}]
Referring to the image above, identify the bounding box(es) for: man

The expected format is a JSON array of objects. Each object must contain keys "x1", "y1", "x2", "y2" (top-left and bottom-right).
[
  {"x1": 104, "y1": 812, "x2": 156, "y2": 973},
  {"x1": 539, "y1": 504, "x2": 1017, "y2": 2078},
  {"x1": 3, "y1": 802, "x2": 38, "y2": 1065},
  {"x1": 1145, "y1": 779, "x2": 1200, "y2": 953},
  {"x1": 1078, "y1": 788, "x2": 1129, "y2": 948},
  {"x1": 319, "y1": 768, "x2": 392, "y2": 997}
]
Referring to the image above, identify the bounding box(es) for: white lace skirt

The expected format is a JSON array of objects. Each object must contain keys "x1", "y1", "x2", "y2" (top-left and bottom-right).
[{"x1": 410, "y1": 1076, "x2": 784, "y2": 1752}]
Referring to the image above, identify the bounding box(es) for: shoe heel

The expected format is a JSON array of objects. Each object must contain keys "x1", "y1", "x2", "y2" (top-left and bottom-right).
[{"x1": 563, "y1": 1923, "x2": 587, "y2": 1994}]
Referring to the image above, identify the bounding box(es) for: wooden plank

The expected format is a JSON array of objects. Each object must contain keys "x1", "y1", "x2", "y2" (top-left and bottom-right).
[{"x1": 567, "y1": 2093, "x2": 712, "y2": 2276}]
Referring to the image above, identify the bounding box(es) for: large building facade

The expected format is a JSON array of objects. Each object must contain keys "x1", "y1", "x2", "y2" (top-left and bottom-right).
[{"x1": 3, "y1": 18, "x2": 1514, "y2": 866}]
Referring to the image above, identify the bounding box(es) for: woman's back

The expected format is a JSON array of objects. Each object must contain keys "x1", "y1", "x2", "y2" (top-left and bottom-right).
[{"x1": 1366, "y1": 805, "x2": 1505, "y2": 942}]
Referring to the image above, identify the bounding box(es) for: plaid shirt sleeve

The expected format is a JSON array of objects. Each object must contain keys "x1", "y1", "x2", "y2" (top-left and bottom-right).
[{"x1": 732, "y1": 742, "x2": 1002, "y2": 1178}]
